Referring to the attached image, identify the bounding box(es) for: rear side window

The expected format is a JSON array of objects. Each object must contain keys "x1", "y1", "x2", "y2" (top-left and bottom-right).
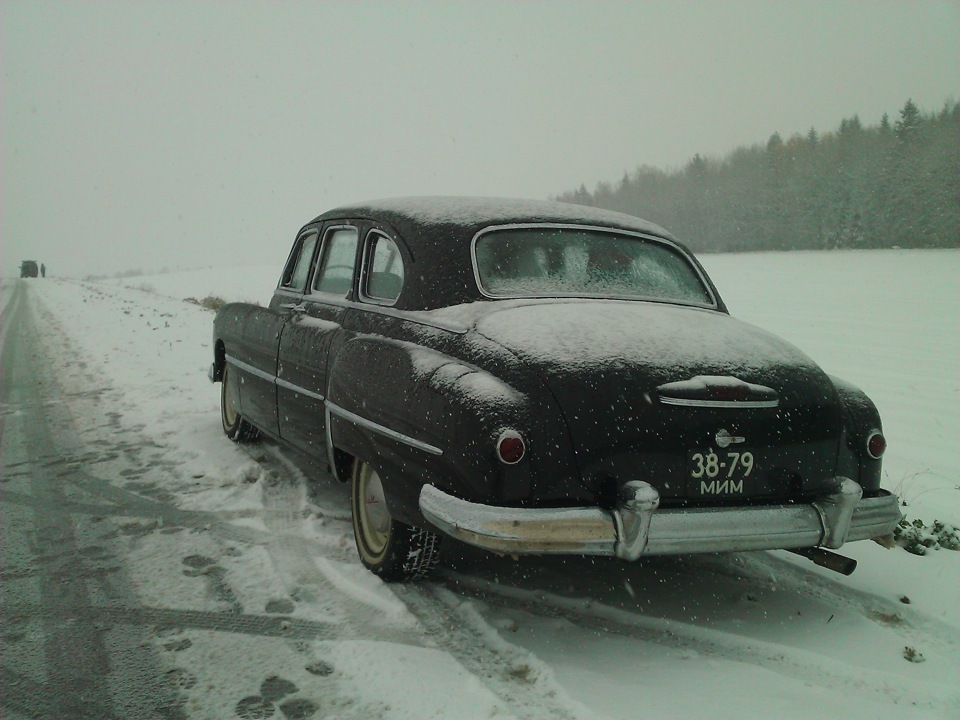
[
  {"x1": 313, "y1": 227, "x2": 359, "y2": 296},
  {"x1": 364, "y1": 232, "x2": 404, "y2": 303},
  {"x1": 280, "y1": 232, "x2": 319, "y2": 291}
]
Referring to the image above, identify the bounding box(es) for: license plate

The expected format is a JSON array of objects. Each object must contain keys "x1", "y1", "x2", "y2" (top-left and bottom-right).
[{"x1": 688, "y1": 448, "x2": 758, "y2": 496}]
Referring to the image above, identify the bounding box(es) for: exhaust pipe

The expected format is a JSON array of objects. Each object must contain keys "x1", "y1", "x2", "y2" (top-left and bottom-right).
[{"x1": 788, "y1": 547, "x2": 858, "y2": 576}]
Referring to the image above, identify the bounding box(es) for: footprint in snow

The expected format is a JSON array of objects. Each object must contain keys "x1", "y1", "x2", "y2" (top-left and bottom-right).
[
  {"x1": 265, "y1": 599, "x2": 295, "y2": 615},
  {"x1": 260, "y1": 676, "x2": 298, "y2": 701},
  {"x1": 181, "y1": 555, "x2": 216, "y2": 576},
  {"x1": 162, "y1": 638, "x2": 192, "y2": 652},
  {"x1": 235, "y1": 696, "x2": 275, "y2": 719},
  {"x1": 166, "y1": 668, "x2": 197, "y2": 689},
  {"x1": 236, "y1": 676, "x2": 318, "y2": 719},
  {"x1": 304, "y1": 661, "x2": 334, "y2": 677},
  {"x1": 279, "y1": 699, "x2": 318, "y2": 719}
]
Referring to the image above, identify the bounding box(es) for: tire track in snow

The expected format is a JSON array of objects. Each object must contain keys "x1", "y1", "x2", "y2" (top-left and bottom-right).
[
  {"x1": 738, "y1": 551, "x2": 960, "y2": 654},
  {"x1": 2, "y1": 602, "x2": 344, "y2": 641},
  {"x1": 393, "y1": 582, "x2": 598, "y2": 720},
  {"x1": 14, "y1": 281, "x2": 437, "y2": 718},
  {"x1": 1, "y1": 286, "x2": 188, "y2": 720},
  {"x1": 256, "y1": 448, "x2": 424, "y2": 646},
  {"x1": 12, "y1": 281, "x2": 593, "y2": 717},
  {"x1": 259, "y1": 448, "x2": 598, "y2": 719},
  {"x1": 439, "y1": 571, "x2": 960, "y2": 716}
]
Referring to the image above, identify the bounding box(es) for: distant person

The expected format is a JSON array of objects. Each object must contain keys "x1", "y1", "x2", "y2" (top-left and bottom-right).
[{"x1": 40, "y1": 263, "x2": 46, "y2": 278}]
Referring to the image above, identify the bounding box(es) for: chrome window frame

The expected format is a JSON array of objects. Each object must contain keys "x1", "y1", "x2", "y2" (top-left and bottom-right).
[
  {"x1": 278, "y1": 228, "x2": 321, "y2": 293},
  {"x1": 470, "y1": 223, "x2": 718, "y2": 309},
  {"x1": 310, "y1": 224, "x2": 360, "y2": 299},
  {"x1": 358, "y1": 229, "x2": 405, "y2": 307}
]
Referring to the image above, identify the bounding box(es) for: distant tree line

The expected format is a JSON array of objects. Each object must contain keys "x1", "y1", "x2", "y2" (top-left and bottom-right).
[{"x1": 555, "y1": 99, "x2": 959, "y2": 252}]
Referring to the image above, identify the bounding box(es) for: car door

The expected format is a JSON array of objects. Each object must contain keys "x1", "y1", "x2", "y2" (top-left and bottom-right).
[
  {"x1": 276, "y1": 223, "x2": 360, "y2": 454},
  {"x1": 236, "y1": 227, "x2": 321, "y2": 438}
]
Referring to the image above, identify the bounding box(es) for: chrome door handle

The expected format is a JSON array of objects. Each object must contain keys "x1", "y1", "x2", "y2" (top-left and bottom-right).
[{"x1": 279, "y1": 303, "x2": 306, "y2": 313}]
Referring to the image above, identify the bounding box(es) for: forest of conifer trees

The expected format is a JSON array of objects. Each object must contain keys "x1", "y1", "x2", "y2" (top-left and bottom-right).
[{"x1": 555, "y1": 99, "x2": 959, "y2": 253}]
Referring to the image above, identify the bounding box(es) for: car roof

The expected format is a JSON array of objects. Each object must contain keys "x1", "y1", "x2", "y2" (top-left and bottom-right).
[
  {"x1": 304, "y1": 196, "x2": 709, "y2": 312},
  {"x1": 311, "y1": 196, "x2": 674, "y2": 240}
]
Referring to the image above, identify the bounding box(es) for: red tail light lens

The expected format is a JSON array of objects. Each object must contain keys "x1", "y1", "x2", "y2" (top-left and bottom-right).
[
  {"x1": 866, "y1": 431, "x2": 886, "y2": 459},
  {"x1": 496, "y1": 430, "x2": 526, "y2": 465}
]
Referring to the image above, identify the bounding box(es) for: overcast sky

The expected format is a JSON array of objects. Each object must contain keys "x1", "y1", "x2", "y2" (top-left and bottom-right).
[{"x1": 3, "y1": 0, "x2": 958, "y2": 277}]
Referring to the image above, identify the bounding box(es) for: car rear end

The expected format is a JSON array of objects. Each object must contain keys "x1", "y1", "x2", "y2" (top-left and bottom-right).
[{"x1": 418, "y1": 222, "x2": 900, "y2": 572}]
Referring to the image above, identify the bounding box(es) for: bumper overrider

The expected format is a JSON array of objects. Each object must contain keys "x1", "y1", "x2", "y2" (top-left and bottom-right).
[{"x1": 418, "y1": 478, "x2": 901, "y2": 561}]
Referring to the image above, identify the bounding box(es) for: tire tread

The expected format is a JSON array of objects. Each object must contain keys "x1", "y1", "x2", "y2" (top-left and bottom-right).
[{"x1": 401, "y1": 527, "x2": 443, "y2": 581}]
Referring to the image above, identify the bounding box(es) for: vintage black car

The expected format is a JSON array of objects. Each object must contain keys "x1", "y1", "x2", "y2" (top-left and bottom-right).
[
  {"x1": 210, "y1": 197, "x2": 901, "y2": 581},
  {"x1": 20, "y1": 260, "x2": 39, "y2": 278}
]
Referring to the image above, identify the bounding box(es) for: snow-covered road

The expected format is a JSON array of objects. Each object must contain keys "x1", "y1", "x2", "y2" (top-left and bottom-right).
[{"x1": 1, "y1": 249, "x2": 957, "y2": 719}]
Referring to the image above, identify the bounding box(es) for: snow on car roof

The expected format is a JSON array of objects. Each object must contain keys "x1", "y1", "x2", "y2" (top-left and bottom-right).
[{"x1": 313, "y1": 196, "x2": 673, "y2": 239}]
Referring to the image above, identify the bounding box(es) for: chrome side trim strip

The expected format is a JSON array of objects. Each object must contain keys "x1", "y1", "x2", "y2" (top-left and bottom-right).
[
  {"x1": 326, "y1": 401, "x2": 443, "y2": 456},
  {"x1": 284, "y1": 293, "x2": 469, "y2": 334},
  {"x1": 325, "y1": 405, "x2": 341, "y2": 483},
  {"x1": 276, "y1": 377, "x2": 325, "y2": 402},
  {"x1": 356, "y1": 304, "x2": 470, "y2": 335},
  {"x1": 225, "y1": 354, "x2": 327, "y2": 402},
  {"x1": 659, "y1": 397, "x2": 780, "y2": 409},
  {"x1": 225, "y1": 354, "x2": 276, "y2": 384}
]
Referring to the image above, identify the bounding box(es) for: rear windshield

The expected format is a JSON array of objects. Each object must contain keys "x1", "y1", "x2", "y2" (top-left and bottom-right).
[{"x1": 474, "y1": 227, "x2": 713, "y2": 305}]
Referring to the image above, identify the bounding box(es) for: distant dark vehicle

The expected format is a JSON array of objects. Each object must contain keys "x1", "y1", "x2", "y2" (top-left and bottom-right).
[
  {"x1": 20, "y1": 261, "x2": 39, "y2": 278},
  {"x1": 210, "y1": 197, "x2": 901, "y2": 581}
]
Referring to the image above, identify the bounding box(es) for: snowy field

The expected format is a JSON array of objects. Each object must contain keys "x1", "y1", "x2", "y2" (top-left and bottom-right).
[{"x1": 6, "y1": 248, "x2": 959, "y2": 719}]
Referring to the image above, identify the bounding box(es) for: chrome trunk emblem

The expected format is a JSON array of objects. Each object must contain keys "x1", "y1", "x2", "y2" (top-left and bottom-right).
[{"x1": 715, "y1": 429, "x2": 745, "y2": 448}]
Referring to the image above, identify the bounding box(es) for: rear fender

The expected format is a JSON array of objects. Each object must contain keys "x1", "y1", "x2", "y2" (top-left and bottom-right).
[
  {"x1": 325, "y1": 335, "x2": 581, "y2": 525},
  {"x1": 830, "y1": 375, "x2": 884, "y2": 492}
]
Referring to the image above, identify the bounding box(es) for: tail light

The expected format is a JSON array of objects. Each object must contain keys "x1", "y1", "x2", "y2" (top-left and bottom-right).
[
  {"x1": 866, "y1": 430, "x2": 886, "y2": 459},
  {"x1": 496, "y1": 430, "x2": 526, "y2": 465}
]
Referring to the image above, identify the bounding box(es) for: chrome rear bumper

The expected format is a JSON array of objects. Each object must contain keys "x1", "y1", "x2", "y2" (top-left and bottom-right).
[{"x1": 418, "y1": 478, "x2": 901, "y2": 561}]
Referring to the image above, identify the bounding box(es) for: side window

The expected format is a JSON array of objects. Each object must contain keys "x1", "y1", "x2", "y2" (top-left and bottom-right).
[
  {"x1": 313, "y1": 227, "x2": 359, "y2": 296},
  {"x1": 364, "y1": 232, "x2": 405, "y2": 303},
  {"x1": 280, "y1": 232, "x2": 319, "y2": 291}
]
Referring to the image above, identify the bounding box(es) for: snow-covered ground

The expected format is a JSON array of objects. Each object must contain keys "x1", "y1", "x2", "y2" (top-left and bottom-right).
[{"x1": 8, "y1": 248, "x2": 959, "y2": 719}]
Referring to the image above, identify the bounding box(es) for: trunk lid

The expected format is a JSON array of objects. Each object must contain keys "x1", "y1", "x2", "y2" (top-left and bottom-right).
[{"x1": 475, "y1": 300, "x2": 842, "y2": 504}]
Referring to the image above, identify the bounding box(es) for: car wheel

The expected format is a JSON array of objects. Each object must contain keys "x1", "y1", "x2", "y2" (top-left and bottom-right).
[
  {"x1": 351, "y1": 459, "x2": 441, "y2": 582},
  {"x1": 220, "y1": 364, "x2": 261, "y2": 442}
]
